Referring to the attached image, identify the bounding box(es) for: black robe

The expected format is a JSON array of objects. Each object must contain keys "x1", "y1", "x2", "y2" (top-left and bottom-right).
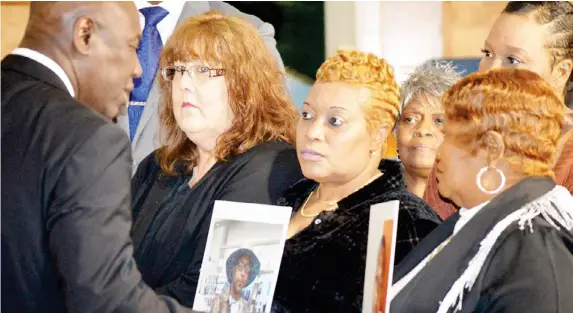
[
  {"x1": 130, "y1": 141, "x2": 303, "y2": 307},
  {"x1": 391, "y1": 177, "x2": 573, "y2": 313},
  {"x1": 271, "y1": 159, "x2": 441, "y2": 313}
]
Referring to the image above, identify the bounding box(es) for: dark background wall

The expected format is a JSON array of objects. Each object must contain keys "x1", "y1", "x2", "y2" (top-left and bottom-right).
[{"x1": 229, "y1": 1, "x2": 325, "y2": 81}]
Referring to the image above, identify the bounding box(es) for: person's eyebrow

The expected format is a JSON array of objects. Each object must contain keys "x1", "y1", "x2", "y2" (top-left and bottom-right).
[
  {"x1": 505, "y1": 44, "x2": 529, "y2": 57},
  {"x1": 484, "y1": 40, "x2": 529, "y2": 57},
  {"x1": 330, "y1": 105, "x2": 350, "y2": 111}
]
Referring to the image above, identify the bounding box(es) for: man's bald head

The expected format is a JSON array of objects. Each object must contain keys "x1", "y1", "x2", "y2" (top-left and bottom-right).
[
  {"x1": 25, "y1": 2, "x2": 139, "y2": 46},
  {"x1": 21, "y1": 1, "x2": 142, "y2": 120}
]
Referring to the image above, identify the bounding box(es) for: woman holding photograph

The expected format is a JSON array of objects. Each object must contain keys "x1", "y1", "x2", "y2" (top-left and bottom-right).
[
  {"x1": 271, "y1": 50, "x2": 441, "y2": 313},
  {"x1": 424, "y1": 1, "x2": 573, "y2": 217},
  {"x1": 130, "y1": 11, "x2": 302, "y2": 307},
  {"x1": 391, "y1": 69, "x2": 573, "y2": 313}
]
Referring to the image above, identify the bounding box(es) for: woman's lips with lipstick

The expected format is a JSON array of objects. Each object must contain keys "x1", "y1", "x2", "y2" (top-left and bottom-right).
[
  {"x1": 410, "y1": 144, "x2": 436, "y2": 151},
  {"x1": 182, "y1": 102, "x2": 197, "y2": 108},
  {"x1": 300, "y1": 148, "x2": 324, "y2": 161}
]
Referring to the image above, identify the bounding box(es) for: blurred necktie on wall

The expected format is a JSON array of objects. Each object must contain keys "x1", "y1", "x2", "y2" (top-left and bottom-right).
[{"x1": 128, "y1": 6, "x2": 168, "y2": 141}]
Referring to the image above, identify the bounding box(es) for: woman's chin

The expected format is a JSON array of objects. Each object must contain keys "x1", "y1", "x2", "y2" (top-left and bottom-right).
[
  {"x1": 404, "y1": 162, "x2": 434, "y2": 178},
  {"x1": 300, "y1": 165, "x2": 331, "y2": 183},
  {"x1": 406, "y1": 155, "x2": 437, "y2": 169},
  {"x1": 436, "y1": 182, "x2": 452, "y2": 202},
  {"x1": 177, "y1": 121, "x2": 204, "y2": 135}
]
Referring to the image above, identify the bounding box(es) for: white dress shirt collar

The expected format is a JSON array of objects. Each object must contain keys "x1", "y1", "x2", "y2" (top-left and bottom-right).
[
  {"x1": 453, "y1": 201, "x2": 490, "y2": 235},
  {"x1": 133, "y1": 0, "x2": 186, "y2": 44},
  {"x1": 11, "y1": 48, "x2": 75, "y2": 97},
  {"x1": 391, "y1": 200, "x2": 491, "y2": 300}
]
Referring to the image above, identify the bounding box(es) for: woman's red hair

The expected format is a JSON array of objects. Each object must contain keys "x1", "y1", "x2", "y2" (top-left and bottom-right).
[{"x1": 156, "y1": 10, "x2": 297, "y2": 175}]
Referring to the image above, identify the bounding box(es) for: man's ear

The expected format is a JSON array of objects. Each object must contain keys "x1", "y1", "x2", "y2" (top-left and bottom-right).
[
  {"x1": 483, "y1": 130, "x2": 505, "y2": 166},
  {"x1": 72, "y1": 17, "x2": 95, "y2": 55}
]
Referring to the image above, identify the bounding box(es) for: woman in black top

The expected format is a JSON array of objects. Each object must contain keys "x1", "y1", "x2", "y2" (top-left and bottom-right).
[
  {"x1": 130, "y1": 11, "x2": 302, "y2": 307},
  {"x1": 271, "y1": 50, "x2": 441, "y2": 313}
]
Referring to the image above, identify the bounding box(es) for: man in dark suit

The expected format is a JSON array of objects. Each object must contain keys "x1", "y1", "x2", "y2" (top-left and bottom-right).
[
  {"x1": 118, "y1": 1, "x2": 285, "y2": 173},
  {"x1": 1, "y1": 2, "x2": 194, "y2": 313}
]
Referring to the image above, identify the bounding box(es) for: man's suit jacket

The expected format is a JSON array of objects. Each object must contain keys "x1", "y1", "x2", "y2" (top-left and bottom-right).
[
  {"x1": 117, "y1": 1, "x2": 285, "y2": 173},
  {"x1": 1, "y1": 54, "x2": 193, "y2": 313}
]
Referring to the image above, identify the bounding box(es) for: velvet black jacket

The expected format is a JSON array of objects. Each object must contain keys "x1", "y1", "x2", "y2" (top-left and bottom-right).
[{"x1": 271, "y1": 159, "x2": 441, "y2": 313}]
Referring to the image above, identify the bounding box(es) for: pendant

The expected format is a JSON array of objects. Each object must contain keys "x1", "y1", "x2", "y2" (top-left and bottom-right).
[{"x1": 314, "y1": 218, "x2": 322, "y2": 225}]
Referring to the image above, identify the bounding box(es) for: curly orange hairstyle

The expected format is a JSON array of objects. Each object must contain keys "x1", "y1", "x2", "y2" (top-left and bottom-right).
[
  {"x1": 156, "y1": 10, "x2": 297, "y2": 175},
  {"x1": 443, "y1": 68, "x2": 564, "y2": 178},
  {"x1": 315, "y1": 50, "x2": 400, "y2": 155}
]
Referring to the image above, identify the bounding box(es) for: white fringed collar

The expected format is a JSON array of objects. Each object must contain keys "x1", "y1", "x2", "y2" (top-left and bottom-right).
[{"x1": 437, "y1": 186, "x2": 573, "y2": 313}]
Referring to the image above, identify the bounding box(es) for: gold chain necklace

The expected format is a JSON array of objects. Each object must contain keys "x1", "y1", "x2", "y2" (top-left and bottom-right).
[
  {"x1": 299, "y1": 190, "x2": 336, "y2": 218},
  {"x1": 314, "y1": 187, "x2": 338, "y2": 206},
  {"x1": 299, "y1": 172, "x2": 383, "y2": 218}
]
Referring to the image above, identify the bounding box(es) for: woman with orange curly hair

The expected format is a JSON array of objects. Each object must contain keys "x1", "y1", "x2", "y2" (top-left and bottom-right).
[
  {"x1": 391, "y1": 68, "x2": 573, "y2": 313},
  {"x1": 270, "y1": 50, "x2": 440, "y2": 313},
  {"x1": 129, "y1": 11, "x2": 303, "y2": 306}
]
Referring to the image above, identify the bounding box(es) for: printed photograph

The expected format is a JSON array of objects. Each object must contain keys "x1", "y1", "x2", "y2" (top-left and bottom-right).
[
  {"x1": 362, "y1": 201, "x2": 400, "y2": 313},
  {"x1": 193, "y1": 201, "x2": 292, "y2": 313}
]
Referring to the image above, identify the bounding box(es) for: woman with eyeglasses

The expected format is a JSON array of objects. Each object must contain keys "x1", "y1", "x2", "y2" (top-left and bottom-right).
[{"x1": 129, "y1": 11, "x2": 303, "y2": 307}]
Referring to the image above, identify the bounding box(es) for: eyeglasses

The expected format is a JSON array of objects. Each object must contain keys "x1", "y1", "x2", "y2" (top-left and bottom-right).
[
  {"x1": 235, "y1": 262, "x2": 252, "y2": 274},
  {"x1": 161, "y1": 65, "x2": 225, "y2": 83}
]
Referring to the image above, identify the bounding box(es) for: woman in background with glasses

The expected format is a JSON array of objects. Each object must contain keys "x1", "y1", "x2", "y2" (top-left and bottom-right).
[{"x1": 129, "y1": 10, "x2": 303, "y2": 307}]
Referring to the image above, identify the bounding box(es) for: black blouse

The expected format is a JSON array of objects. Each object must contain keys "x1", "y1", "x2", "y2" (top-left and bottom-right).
[
  {"x1": 271, "y1": 159, "x2": 441, "y2": 313},
  {"x1": 130, "y1": 141, "x2": 303, "y2": 307}
]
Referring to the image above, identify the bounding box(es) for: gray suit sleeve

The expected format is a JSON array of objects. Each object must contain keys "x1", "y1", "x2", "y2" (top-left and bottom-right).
[
  {"x1": 47, "y1": 123, "x2": 195, "y2": 313},
  {"x1": 210, "y1": 1, "x2": 285, "y2": 72}
]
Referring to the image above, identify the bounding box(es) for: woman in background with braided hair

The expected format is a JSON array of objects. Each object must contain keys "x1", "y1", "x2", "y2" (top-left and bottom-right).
[
  {"x1": 424, "y1": 1, "x2": 573, "y2": 218},
  {"x1": 270, "y1": 50, "x2": 440, "y2": 313}
]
